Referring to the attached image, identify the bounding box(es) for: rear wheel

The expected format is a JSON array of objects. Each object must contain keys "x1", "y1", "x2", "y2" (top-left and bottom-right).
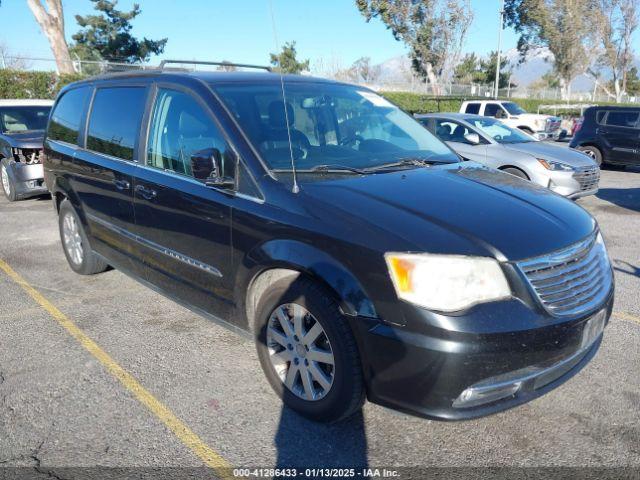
[
  {"x1": 255, "y1": 276, "x2": 365, "y2": 423},
  {"x1": 58, "y1": 199, "x2": 108, "y2": 275},
  {"x1": 1, "y1": 161, "x2": 18, "y2": 202},
  {"x1": 501, "y1": 167, "x2": 530, "y2": 180},
  {"x1": 577, "y1": 146, "x2": 602, "y2": 166}
]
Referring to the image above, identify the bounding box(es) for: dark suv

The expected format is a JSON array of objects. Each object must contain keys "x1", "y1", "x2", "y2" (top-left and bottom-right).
[
  {"x1": 44, "y1": 64, "x2": 614, "y2": 422},
  {"x1": 570, "y1": 106, "x2": 640, "y2": 166}
]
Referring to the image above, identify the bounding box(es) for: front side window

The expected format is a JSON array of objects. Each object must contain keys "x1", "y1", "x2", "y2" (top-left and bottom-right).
[
  {"x1": 466, "y1": 116, "x2": 534, "y2": 144},
  {"x1": 605, "y1": 110, "x2": 639, "y2": 128},
  {"x1": 87, "y1": 87, "x2": 147, "y2": 160},
  {"x1": 48, "y1": 87, "x2": 91, "y2": 145},
  {"x1": 213, "y1": 82, "x2": 458, "y2": 171},
  {"x1": 147, "y1": 88, "x2": 235, "y2": 181},
  {"x1": 0, "y1": 106, "x2": 51, "y2": 133},
  {"x1": 484, "y1": 104, "x2": 503, "y2": 117},
  {"x1": 433, "y1": 119, "x2": 474, "y2": 144}
]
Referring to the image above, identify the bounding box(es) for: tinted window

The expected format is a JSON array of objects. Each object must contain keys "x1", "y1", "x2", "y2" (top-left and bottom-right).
[
  {"x1": 484, "y1": 104, "x2": 501, "y2": 117},
  {"x1": 0, "y1": 106, "x2": 51, "y2": 133},
  {"x1": 87, "y1": 87, "x2": 147, "y2": 160},
  {"x1": 465, "y1": 103, "x2": 481, "y2": 114},
  {"x1": 605, "y1": 110, "x2": 639, "y2": 128},
  {"x1": 434, "y1": 120, "x2": 474, "y2": 143},
  {"x1": 596, "y1": 110, "x2": 606, "y2": 124},
  {"x1": 48, "y1": 87, "x2": 90, "y2": 145},
  {"x1": 147, "y1": 88, "x2": 235, "y2": 180}
]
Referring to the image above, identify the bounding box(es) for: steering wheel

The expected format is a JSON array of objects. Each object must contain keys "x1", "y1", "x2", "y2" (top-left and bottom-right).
[{"x1": 339, "y1": 133, "x2": 364, "y2": 147}]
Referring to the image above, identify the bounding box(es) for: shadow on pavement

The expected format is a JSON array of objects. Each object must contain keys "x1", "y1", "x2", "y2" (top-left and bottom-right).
[
  {"x1": 596, "y1": 188, "x2": 640, "y2": 213},
  {"x1": 613, "y1": 260, "x2": 640, "y2": 279}
]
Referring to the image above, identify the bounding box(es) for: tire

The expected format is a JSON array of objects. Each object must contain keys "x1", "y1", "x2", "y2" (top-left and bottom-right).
[
  {"x1": 255, "y1": 276, "x2": 365, "y2": 423},
  {"x1": 58, "y1": 199, "x2": 108, "y2": 275},
  {"x1": 577, "y1": 146, "x2": 602, "y2": 166},
  {"x1": 1, "y1": 160, "x2": 18, "y2": 202},
  {"x1": 501, "y1": 167, "x2": 529, "y2": 180}
]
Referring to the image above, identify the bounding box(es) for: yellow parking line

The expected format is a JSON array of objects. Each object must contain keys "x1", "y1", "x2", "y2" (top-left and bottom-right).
[
  {"x1": 0, "y1": 258, "x2": 233, "y2": 478},
  {"x1": 614, "y1": 311, "x2": 640, "y2": 326}
]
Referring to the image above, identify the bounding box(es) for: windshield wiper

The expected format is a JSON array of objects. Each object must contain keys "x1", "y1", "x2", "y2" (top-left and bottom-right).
[
  {"x1": 307, "y1": 164, "x2": 367, "y2": 174},
  {"x1": 363, "y1": 157, "x2": 437, "y2": 172}
]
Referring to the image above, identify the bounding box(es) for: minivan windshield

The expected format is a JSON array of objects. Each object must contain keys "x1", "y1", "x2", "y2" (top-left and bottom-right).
[
  {"x1": 466, "y1": 117, "x2": 535, "y2": 144},
  {"x1": 501, "y1": 102, "x2": 527, "y2": 115},
  {"x1": 0, "y1": 106, "x2": 51, "y2": 133},
  {"x1": 213, "y1": 82, "x2": 459, "y2": 171}
]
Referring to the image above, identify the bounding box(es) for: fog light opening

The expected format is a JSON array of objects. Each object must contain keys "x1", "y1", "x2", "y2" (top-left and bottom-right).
[{"x1": 453, "y1": 381, "x2": 522, "y2": 409}]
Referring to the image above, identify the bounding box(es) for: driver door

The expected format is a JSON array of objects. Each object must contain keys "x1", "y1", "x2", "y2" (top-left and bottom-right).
[{"x1": 132, "y1": 85, "x2": 236, "y2": 319}]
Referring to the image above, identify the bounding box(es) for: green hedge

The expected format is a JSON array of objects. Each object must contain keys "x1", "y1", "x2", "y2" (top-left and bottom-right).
[
  {"x1": 0, "y1": 69, "x2": 86, "y2": 99},
  {"x1": 380, "y1": 91, "x2": 633, "y2": 117}
]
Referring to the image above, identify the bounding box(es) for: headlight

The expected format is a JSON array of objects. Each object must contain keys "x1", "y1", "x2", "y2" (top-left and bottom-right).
[
  {"x1": 537, "y1": 158, "x2": 574, "y2": 171},
  {"x1": 385, "y1": 253, "x2": 511, "y2": 312}
]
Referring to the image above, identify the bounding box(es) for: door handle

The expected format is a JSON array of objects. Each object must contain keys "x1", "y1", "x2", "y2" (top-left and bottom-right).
[
  {"x1": 113, "y1": 179, "x2": 130, "y2": 191},
  {"x1": 135, "y1": 184, "x2": 157, "y2": 200}
]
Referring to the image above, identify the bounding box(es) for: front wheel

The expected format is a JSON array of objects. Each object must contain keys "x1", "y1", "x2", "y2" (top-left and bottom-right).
[
  {"x1": 1, "y1": 161, "x2": 18, "y2": 202},
  {"x1": 58, "y1": 199, "x2": 108, "y2": 275},
  {"x1": 577, "y1": 146, "x2": 602, "y2": 166},
  {"x1": 255, "y1": 276, "x2": 365, "y2": 423}
]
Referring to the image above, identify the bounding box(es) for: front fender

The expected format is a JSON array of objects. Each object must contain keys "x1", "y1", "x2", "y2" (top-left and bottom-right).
[{"x1": 238, "y1": 239, "x2": 378, "y2": 319}]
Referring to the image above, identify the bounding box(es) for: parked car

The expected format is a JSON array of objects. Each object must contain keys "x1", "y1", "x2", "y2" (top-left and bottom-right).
[
  {"x1": 416, "y1": 113, "x2": 600, "y2": 199},
  {"x1": 0, "y1": 99, "x2": 53, "y2": 201},
  {"x1": 570, "y1": 106, "x2": 640, "y2": 167},
  {"x1": 460, "y1": 100, "x2": 563, "y2": 140},
  {"x1": 44, "y1": 66, "x2": 614, "y2": 423}
]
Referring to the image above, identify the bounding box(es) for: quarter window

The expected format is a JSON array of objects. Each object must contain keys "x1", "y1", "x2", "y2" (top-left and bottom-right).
[
  {"x1": 605, "y1": 110, "x2": 639, "y2": 128},
  {"x1": 147, "y1": 88, "x2": 235, "y2": 181},
  {"x1": 48, "y1": 87, "x2": 91, "y2": 145},
  {"x1": 87, "y1": 87, "x2": 147, "y2": 160}
]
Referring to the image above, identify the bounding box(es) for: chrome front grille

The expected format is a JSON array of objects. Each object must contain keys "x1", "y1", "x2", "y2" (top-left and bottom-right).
[
  {"x1": 573, "y1": 166, "x2": 600, "y2": 192},
  {"x1": 517, "y1": 233, "x2": 613, "y2": 317}
]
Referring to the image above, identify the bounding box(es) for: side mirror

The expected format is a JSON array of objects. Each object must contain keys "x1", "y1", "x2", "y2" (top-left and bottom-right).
[
  {"x1": 190, "y1": 148, "x2": 235, "y2": 189},
  {"x1": 464, "y1": 133, "x2": 481, "y2": 145}
]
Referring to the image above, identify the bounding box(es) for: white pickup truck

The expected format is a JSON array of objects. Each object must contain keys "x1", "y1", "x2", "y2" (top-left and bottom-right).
[{"x1": 459, "y1": 100, "x2": 563, "y2": 140}]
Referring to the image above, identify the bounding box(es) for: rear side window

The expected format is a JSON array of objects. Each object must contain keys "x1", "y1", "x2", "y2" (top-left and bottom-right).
[
  {"x1": 87, "y1": 87, "x2": 147, "y2": 160},
  {"x1": 605, "y1": 110, "x2": 639, "y2": 128},
  {"x1": 465, "y1": 103, "x2": 480, "y2": 114},
  {"x1": 595, "y1": 110, "x2": 606, "y2": 124},
  {"x1": 48, "y1": 87, "x2": 91, "y2": 145}
]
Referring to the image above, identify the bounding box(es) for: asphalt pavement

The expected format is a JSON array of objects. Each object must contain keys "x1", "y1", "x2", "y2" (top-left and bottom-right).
[{"x1": 0, "y1": 167, "x2": 639, "y2": 478}]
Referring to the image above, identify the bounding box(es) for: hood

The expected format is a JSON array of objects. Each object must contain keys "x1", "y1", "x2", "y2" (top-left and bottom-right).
[
  {"x1": 1, "y1": 130, "x2": 45, "y2": 149},
  {"x1": 298, "y1": 163, "x2": 595, "y2": 261},
  {"x1": 518, "y1": 113, "x2": 557, "y2": 121},
  {"x1": 505, "y1": 141, "x2": 597, "y2": 168}
]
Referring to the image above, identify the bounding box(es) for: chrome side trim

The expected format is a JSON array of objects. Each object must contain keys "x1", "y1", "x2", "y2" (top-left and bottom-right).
[{"x1": 86, "y1": 213, "x2": 222, "y2": 278}]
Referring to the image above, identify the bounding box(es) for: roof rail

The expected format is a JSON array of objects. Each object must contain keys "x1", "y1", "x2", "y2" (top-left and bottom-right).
[{"x1": 158, "y1": 59, "x2": 272, "y2": 72}]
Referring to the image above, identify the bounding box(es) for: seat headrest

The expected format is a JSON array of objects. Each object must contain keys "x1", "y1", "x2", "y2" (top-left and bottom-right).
[{"x1": 268, "y1": 101, "x2": 295, "y2": 129}]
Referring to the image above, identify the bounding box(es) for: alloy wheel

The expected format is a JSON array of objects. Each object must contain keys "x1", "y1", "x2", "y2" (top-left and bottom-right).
[
  {"x1": 266, "y1": 303, "x2": 335, "y2": 401},
  {"x1": 62, "y1": 213, "x2": 84, "y2": 265},
  {"x1": 1, "y1": 165, "x2": 10, "y2": 196}
]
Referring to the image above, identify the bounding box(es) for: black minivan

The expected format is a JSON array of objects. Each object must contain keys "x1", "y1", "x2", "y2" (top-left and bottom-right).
[
  {"x1": 44, "y1": 65, "x2": 614, "y2": 422},
  {"x1": 570, "y1": 106, "x2": 640, "y2": 166}
]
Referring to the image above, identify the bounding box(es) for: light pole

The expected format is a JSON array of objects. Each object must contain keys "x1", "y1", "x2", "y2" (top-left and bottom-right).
[{"x1": 494, "y1": 0, "x2": 505, "y2": 99}]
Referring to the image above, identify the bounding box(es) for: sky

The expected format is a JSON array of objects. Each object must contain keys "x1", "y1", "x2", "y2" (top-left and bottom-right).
[{"x1": 1, "y1": 0, "x2": 520, "y2": 70}]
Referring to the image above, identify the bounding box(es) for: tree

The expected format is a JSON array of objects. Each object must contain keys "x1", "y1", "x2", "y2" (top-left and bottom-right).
[
  {"x1": 26, "y1": 0, "x2": 74, "y2": 73},
  {"x1": 351, "y1": 57, "x2": 381, "y2": 83},
  {"x1": 72, "y1": 0, "x2": 167, "y2": 64},
  {"x1": 269, "y1": 41, "x2": 310, "y2": 74},
  {"x1": 481, "y1": 51, "x2": 513, "y2": 89},
  {"x1": 504, "y1": 0, "x2": 599, "y2": 99},
  {"x1": 454, "y1": 53, "x2": 483, "y2": 84},
  {"x1": 626, "y1": 66, "x2": 640, "y2": 95},
  {"x1": 356, "y1": 0, "x2": 474, "y2": 94},
  {"x1": 595, "y1": 0, "x2": 639, "y2": 102}
]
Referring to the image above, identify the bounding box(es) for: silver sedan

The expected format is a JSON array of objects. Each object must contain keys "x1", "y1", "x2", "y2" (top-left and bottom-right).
[{"x1": 416, "y1": 112, "x2": 600, "y2": 199}]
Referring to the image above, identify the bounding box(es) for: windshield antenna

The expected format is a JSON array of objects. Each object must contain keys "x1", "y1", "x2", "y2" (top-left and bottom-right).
[{"x1": 268, "y1": 0, "x2": 300, "y2": 193}]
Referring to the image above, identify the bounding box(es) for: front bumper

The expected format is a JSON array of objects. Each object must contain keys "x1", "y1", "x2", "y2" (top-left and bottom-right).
[
  {"x1": 351, "y1": 291, "x2": 613, "y2": 421},
  {"x1": 531, "y1": 169, "x2": 598, "y2": 199},
  {"x1": 9, "y1": 162, "x2": 48, "y2": 198}
]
